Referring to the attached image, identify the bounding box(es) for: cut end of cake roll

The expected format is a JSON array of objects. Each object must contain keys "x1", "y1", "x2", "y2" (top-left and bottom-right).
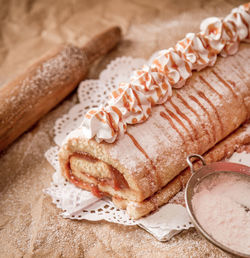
[{"x1": 59, "y1": 128, "x2": 148, "y2": 202}]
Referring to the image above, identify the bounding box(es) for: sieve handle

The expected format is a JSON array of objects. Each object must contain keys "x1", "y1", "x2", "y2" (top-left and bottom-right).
[{"x1": 186, "y1": 154, "x2": 206, "y2": 174}]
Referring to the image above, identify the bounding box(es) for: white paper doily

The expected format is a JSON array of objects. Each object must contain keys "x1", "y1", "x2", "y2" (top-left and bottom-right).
[{"x1": 44, "y1": 55, "x2": 249, "y2": 241}]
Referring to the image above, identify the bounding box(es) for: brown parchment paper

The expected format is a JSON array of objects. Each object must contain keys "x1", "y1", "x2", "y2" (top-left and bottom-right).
[{"x1": 0, "y1": 0, "x2": 246, "y2": 257}]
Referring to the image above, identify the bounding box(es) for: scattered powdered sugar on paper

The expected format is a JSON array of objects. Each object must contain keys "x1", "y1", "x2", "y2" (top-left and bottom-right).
[
  {"x1": 169, "y1": 190, "x2": 185, "y2": 206},
  {"x1": 138, "y1": 204, "x2": 191, "y2": 229},
  {"x1": 227, "y1": 151, "x2": 250, "y2": 166}
]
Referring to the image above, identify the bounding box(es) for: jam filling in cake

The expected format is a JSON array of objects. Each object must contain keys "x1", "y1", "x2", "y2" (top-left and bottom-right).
[{"x1": 65, "y1": 152, "x2": 129, "y2": 198}]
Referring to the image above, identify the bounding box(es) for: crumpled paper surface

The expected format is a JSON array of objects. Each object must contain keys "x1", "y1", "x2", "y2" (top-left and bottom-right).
[{"x1": 0, "y1": 0, "x2": 245, "y2": 257}]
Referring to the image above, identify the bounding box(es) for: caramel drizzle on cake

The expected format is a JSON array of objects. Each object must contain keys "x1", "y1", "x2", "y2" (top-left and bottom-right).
[
  {"x1": 175, "y1": 93, "x2": 213, "y2": 144},
  {"x1": 211, "y1": 69, "x2": 238, "y2": 99},
  {"x1": 169, "y1": 99, "x2": 199, "y2": 141},
  {"x1": 80, "y1": 4, "x2": 250, "y2": 144},
  {"x1": 197, "y1": 90, "x2": 224, "y2": 138},
  {"x1": 162, "y1": 106, "x2": 190, "y2": 143},
  {"x1": 160, "y1": 111, "x2": 186, "y2": 145},
  {"x1": 199, "y1": 75, "x2": 224, "y2": 100},
  {"x1": 126, "y1": 132, "x2": 162, "y2": 189},
  {"x1": 188, "y1": 94, "x2": 216, "y2": 142}
]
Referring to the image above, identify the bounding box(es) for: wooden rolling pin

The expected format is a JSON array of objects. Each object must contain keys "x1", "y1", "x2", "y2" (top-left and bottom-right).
[{"x1": 0, "y1": 26, "x2": 121, "y2": 152}]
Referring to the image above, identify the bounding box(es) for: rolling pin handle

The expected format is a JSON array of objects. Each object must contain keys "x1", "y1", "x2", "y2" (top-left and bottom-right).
[{"x1": 82, "y1": 26, "x2": 122, "y2": 64}]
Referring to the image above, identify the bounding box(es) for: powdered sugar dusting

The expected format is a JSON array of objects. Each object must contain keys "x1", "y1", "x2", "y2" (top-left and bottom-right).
[{"x1": 192, "y1": 173, "x2": 250, "y2": 255}]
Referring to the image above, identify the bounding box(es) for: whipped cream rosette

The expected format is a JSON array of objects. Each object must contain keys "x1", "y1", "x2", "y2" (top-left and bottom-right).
[
  {"x1": 108, "y1": 82, "x2": 151, "y2": 124},
  {"x1": 82, "y1": 106, "x2": 127, "y2": 143},
  {"x1": 175, "y1": 33, "x2": 211, "y2": 71},
  {"x1": 220, "y1": 19, "x2": 240, "y2": 57},
  {"x1": 200, "y1": 17, "x2": 226, "y2": 56},
  {"x1": 80, "y1": 3, "x2": 250, "y2": 143},
  {"x1": 151, "y1": 48, "x2": 192, "y2": 89},
  {"x1": 130, "y1": 65, "x2": 172, "y2": 105},
  {"x1": 230, "y1": 4, "x2": 250, "y2": 41}
]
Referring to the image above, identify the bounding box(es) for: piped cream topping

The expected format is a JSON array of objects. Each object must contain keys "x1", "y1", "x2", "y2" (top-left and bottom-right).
[{"x1": 81, "y1": 3, "x2": 250, "y2": 143}]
